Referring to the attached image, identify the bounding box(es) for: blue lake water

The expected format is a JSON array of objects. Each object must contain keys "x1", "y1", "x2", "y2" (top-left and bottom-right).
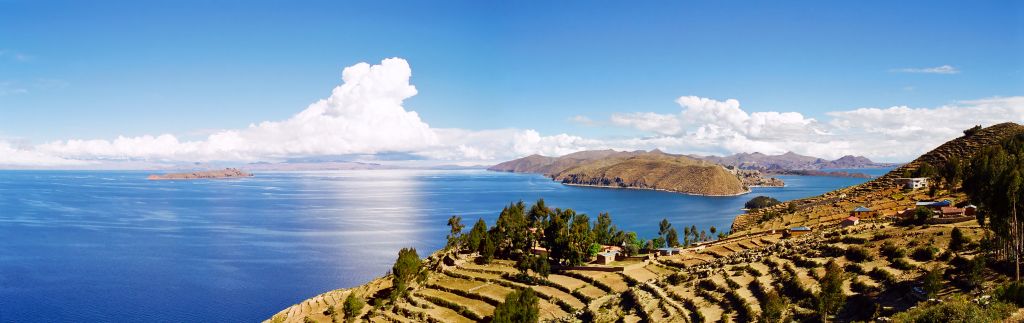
[{"x1": 0, "y1": 169, "x2": 883, "y2": 322}]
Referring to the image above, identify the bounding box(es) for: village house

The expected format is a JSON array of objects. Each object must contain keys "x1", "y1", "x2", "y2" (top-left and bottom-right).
[
  {"x1": 850, "y1": 206, "x2": 876, "y2": 218},
  {"x1": 939, "y1": 206, "x2": 965, "y2": 218},
  {"x1": 595, "y1": 251, "x2": 618, "y2": 265},
  {"x1": 897, "y1": 177, "x2": 929, "y2": 190},
  {"x1": 841, "y1": 216, "x2": 860, "y2": 227}
]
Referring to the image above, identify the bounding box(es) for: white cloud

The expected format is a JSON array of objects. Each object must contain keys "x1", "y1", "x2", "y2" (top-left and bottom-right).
[
  {"x1": 608, "y1": 95, "x2": 1024, "y2": 161},
  {"x1": 0, "y1": 57, "x2": 1019, "y2": 168},
  {"x1": 892, "y1": 64, "x2": 960, "y2": 74}
]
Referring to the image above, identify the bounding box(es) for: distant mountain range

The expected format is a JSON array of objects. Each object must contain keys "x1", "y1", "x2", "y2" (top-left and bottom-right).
[{"x1": 691, "y1": 151, "x2": 898, "y2": 172}]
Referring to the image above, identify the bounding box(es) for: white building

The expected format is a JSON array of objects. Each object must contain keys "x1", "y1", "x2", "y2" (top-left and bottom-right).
[{"x1": 897, "y1": 177, "x2": 928, "y2": 190}]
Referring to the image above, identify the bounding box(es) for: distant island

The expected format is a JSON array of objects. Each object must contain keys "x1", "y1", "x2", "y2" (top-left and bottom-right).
[
  {"x1": 147, "y1": 168, "x2": 253, "y2": 180},
  {"x1": 490, "y1": 149, "x2": 782, "y2": 196}
]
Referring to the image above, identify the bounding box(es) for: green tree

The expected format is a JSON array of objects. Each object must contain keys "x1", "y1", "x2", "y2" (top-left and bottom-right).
[
  {"x1": 915, "y1": 206, "x2": 934, "y2": 223},
  {"x1": 390, "y1": 248, "x2": 423, "y2": 302},
  {"x1": 492, "y1": 288, "x2": 540, "y2": 323},
  {"x1": 963, "y1": 134, "x2": 1024, "y2": 281},
  {"x1": 949, "y1": 227, "x2": 968, "y2": 253},
  {"x1": 493, "y1": 201, "x2": 530, "y2": 258},
  {"x1": 593, "y1": 212, "x2": 616, "y2": 245},
  {"x1": 465, "y1": 218, "x2": 488, "y2": 252},
  {"x1": 816, "y1": 260, "x2": 846, "y2": 320},
  {"x1": 658, "y1": 218, "x2": 672, "y2": 237},
  {"x1": 709, "y1": 226, "x2": 717, "y2": 235},
  {"x1": 446, "y1": 215, "x2": 464, "y2": 249},
  {"x1": 565, "y1": 212, "x2": 593, "y2": 266},
  {"x1": 479, "y1": 233, "x2": 497, "y2": 264},
  {"x1": 760, "y1": 289, "x2": 788, "y2": 323},
  {"x1": 526, "y1": 198, "x2": 550, "y2": 228},
  {"x1": 343, "y1": 293, "x2": 365, "y2": 321},
  {"x1": 666, "y1": 227, "x2": 680, "y2": 247},
  {"x1": 922, "y1": 267, "x2": 943, "y2": 299}
]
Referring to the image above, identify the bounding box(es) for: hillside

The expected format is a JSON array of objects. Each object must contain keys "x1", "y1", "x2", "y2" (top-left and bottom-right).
[
  {"x1": 730, "y1": 122, "x2": 1024, "y2": 233},
  {"x1": 267, "y1": 123, "x2": 1024, "y2": 323},
  {"x1": 695, "y1": 151, "x2": 896, "y2": 171},
  {"x1": 550, "y1": 151, "x2": 752, "y2": 196},
  {"x1": 487, "y1": 149, "x2": 644, "y2": 175},
  {"x1": 490, "y1": 149, "x2": 782, "y2": 196}
]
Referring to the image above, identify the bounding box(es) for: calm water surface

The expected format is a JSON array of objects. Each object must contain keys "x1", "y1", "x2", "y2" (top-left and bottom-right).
[{"x1": 0, "y1": 169, "x2": 881, "y2": 322}]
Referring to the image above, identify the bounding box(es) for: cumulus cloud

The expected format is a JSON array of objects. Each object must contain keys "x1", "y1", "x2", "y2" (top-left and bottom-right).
[
  {"x1": 0, "y1": 57, "x2": 1020, "y2": 168},
  {"x1": 0, "y1": 58, "x2": 581, "y2": 167},
  {"x1": 608, "y1": 95, "x2": 1024, "y2": 161},
  {"x1": 569, "y1": 115, "x2": 596, "y2": 126},
  {"x1": 892, "y1": 64, "x2": 960, "y2": 74}
]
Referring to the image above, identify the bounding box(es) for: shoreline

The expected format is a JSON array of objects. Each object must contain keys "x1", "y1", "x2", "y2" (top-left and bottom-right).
[{"x1": 559, "y1": 182, "x2": 753, "y2": 197}]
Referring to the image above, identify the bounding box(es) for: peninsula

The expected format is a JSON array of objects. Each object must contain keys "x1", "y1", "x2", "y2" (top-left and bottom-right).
[
  {"x1": 146, "y1": 168, "x2": 253, "y2": 180},
  {"x1": 491, "y1": 149, "x2": 783, "y2": 196}
]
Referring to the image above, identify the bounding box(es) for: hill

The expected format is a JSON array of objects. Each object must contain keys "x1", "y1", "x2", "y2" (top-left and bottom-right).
[
  {"x1": 694, "y1": 151, "x2": 896, "y2": 171},
  {"x1": 730, "y1": 122, "x2": 1024, "y2": 233},
  {"x1": 550, "y1": 151, "x2": 753, "y2": 196},
  {"x1": 491, "y1": 149, "x2": 782, "y2": 196},
  {"x1": 487, "y1": 149, "x2": 644, "y2": 175}
]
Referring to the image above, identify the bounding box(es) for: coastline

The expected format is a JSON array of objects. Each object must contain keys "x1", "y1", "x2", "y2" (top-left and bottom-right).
[{"x1": 559, "y1": 182, "x2": 753, "y2": 197}]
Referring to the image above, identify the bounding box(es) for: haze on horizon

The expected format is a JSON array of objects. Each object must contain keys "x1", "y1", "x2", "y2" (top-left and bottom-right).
[{"x1": 1, "y1": 1, "x2": 1022, "y2": 169}]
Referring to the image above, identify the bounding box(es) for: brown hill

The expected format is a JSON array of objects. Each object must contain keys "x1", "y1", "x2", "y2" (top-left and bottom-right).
[
  {"x1": 487, "y1": 149, "x2": 645, "y2": 175},
  {"x1": 550, "y1": 151, "x2": 751, "y2": 196},
  {"x1": 730, "y1": 122, "x2": 1024, "y2": 233},
  {"x1": 694, "y1": 151, "x2": 896, "y2": 171}
]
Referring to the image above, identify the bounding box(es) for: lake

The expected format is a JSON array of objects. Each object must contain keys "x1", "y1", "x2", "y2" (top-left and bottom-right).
[{"x1": 0, "y1": 169, "x2": 881, "y2": 322}]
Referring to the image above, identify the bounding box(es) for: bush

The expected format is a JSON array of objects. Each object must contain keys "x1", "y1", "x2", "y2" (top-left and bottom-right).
[
  {"x1": 995, "y1": 281, "x2": 1024, "y2": 306},
  {"x1": 841, "y1": 236, "x2": 868, "y2": 244},
  {"x1": 816, "y1": 260, "x2": 846, "y2": 318},
  {"x1": 949, "y1": 228, "x2": 969, "y2": 252},
  {"x1": 492, "y1": 288, "x2": 540, "y2": 323},
  {"x1": 922, "y1": 268, "x2": 943, "y2": 299},
  {"x1": 343, "y1": 293, "x2": 365, "y2": 321},
  {"x1": 891, "y1": 296, "x2": 1014, "y2": 322},
  {"x1": 745, "y1": 196, "x2": 781, "y2": 209},
  {"x1": 911, "y1": 246, "x2": 938, "y2": 261},
  {"x1": 759, "y1": 290, "x2": 788, "y2": 323},
  {"x1": 891, "y1": 257, "x2": 915, "y2": 270},
  {"x1": 390, "y1": 247, "x2": 423, "y2": 302},
  {"x1": 869, "y1": 267, "x2": 897, "y2": 286},
  {"x1": 844, "y1": 263, "x2": 865, "y2": 274},
  {"x1": 845, "y1": 246, "x2": 874, "y2": 263}
]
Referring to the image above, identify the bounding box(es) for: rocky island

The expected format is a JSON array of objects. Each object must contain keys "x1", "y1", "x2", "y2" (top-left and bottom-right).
[
  {"x1": 146, "y1": 168, "x2": 253, "y2": 180},
  {"x1": 491, "y1": 149, "x2": 783, "y2": 196}
]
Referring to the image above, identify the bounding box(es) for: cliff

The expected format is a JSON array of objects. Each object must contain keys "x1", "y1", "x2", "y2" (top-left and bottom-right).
[{"x1": 147, "y1": 168, "x2": 253, "y2": 180}]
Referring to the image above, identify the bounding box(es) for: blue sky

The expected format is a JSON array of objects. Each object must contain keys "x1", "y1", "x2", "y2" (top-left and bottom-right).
[{"x1": 0, "y1": 1, "x2": 1022, "y2": 166}]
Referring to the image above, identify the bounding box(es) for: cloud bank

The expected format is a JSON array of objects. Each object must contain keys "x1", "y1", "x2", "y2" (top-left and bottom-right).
[{"x1": 0, "y1": 58, "x2": 1021, "y2": 168}]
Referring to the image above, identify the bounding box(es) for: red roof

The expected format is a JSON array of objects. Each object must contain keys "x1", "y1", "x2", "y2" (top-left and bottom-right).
[
  {"x1": 845, "y1": 216, "x2": 859, "y2": 222},
  {"x1": 940, "y1": 207, "x2": 964, "y2": 215}
]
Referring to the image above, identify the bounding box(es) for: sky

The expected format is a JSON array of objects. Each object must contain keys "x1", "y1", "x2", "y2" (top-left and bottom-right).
[{"x1": 0, "y1": 0, "x2": 1022, "y2": 168}]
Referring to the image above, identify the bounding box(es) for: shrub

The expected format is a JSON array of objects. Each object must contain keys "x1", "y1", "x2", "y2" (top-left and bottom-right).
[
  {"x1": 891, "y1": 296, "x2": 1014, "y2": 322},
  {"x1": 911, "y1": 246, "x2": 938, "y2": 261},
  {"x1": 949, "y1": 228, "x2": 969, "y2": 252},
  {"x1": 343, "y1": 293, "x2": 365, "y2": 321},
  {"x1": 845, "y1": 246, "x2": 874, "y2": 263},
  {"x1": 816, "y1": 260, "x2": 846, "y2": 318},
  {"x1": 922, "y1": 268, "x2": 943, "y2": 299},
  {"x1": 844, "y1": 263, "x2": 865, "y2": 274},
  {"x1": 850, "y1": 277, "x2": 878, "y2": 294},
  {"x1": 869, "y1": 267, "x2": 897, "y2": 286},
  {"x1": 492, "y1": 288, "x2": 540, "y2": 323},
  {"x1": 891, "y1": 257, "x2": 915, "y2": 270},
  {"x1": 666, "y1": 272, "x2": 687, "y2": 285},
  {"x1": 842, "y1": 236, "x2": 868, "y2": 244},
  {"x1": 995, "y1": 281, "x2": 1024, "y2": 306},
  {"x1": 759, "y1": 289, "x2": 788, "y2": 323}
]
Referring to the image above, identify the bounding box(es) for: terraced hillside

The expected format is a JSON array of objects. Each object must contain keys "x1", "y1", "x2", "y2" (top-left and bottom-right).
[
  {"x1": 267, "y1": 218, "x2": 1006, "y2": 322},
  {"x1": 731, "y1": 122, "x2": 1024, "y2": 233}
]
